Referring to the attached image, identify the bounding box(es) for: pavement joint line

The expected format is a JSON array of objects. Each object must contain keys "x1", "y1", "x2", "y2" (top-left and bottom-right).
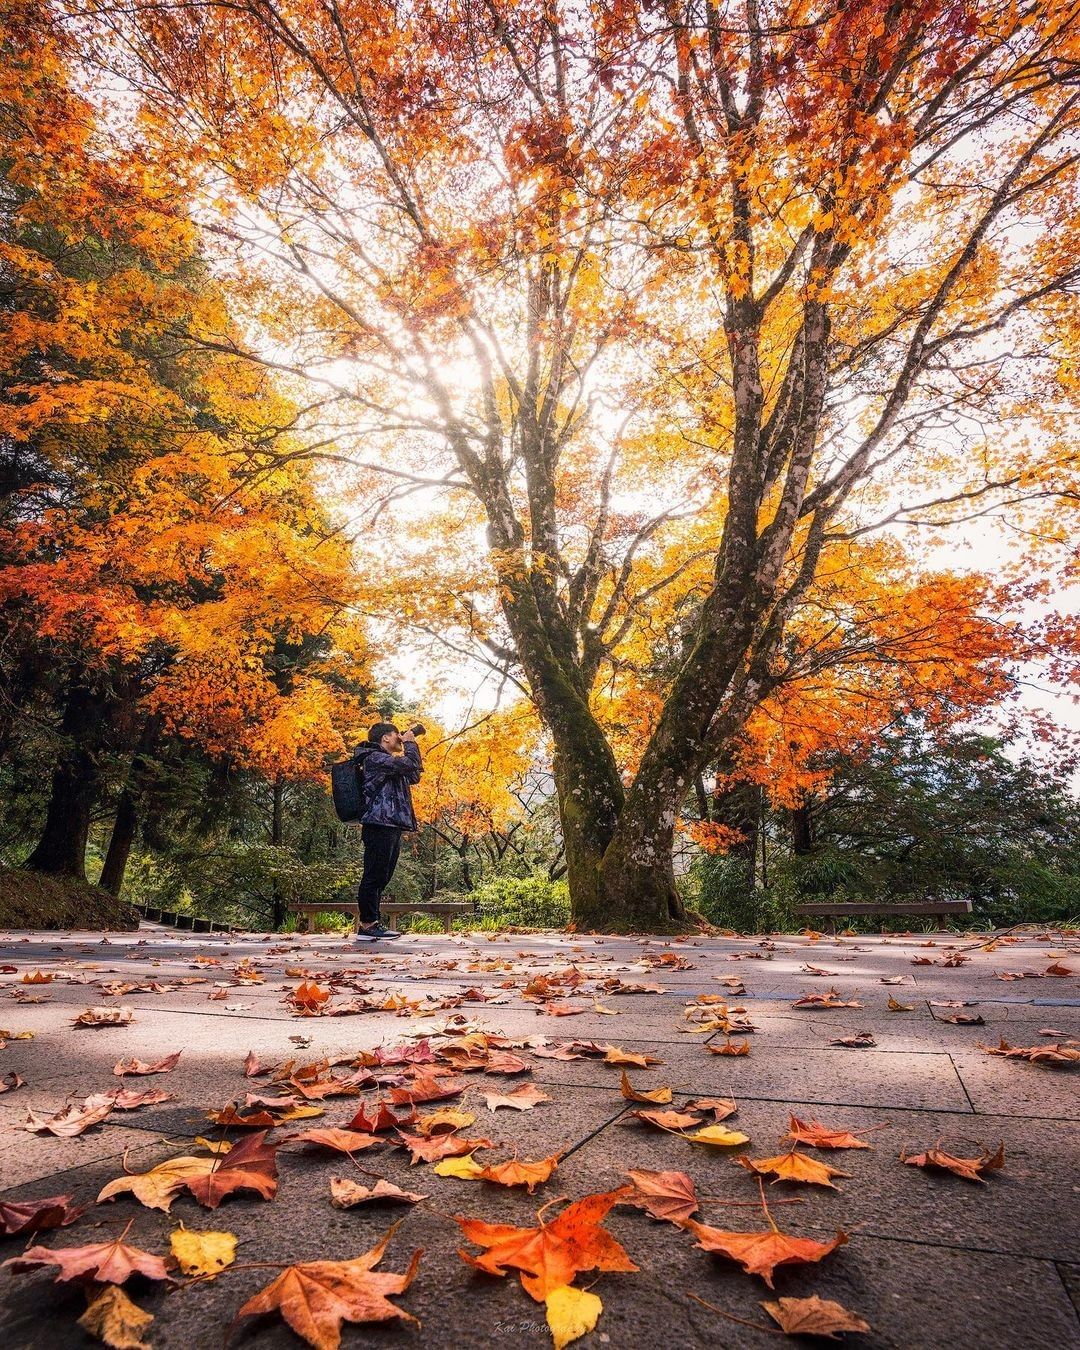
[
  {"x1": 1052, "y1": 1262, "x2": 1080, "y2": 1335},
  {"x1": 820, "y1": 1229, "x2": 1078, "y2": 1267},
  {"x1": 946, "y1": 1051, "x2": 978, "y2": 1114}
]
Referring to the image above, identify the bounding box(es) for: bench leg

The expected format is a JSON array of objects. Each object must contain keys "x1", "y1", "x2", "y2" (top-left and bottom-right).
[{"x1": 444, "y1": 914, "x2": 453, "y2": 934}]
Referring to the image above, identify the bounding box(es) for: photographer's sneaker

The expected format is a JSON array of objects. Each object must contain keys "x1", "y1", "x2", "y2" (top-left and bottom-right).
[{"x1": 362, "y1": 921, "x2": 400, "y2": 939}]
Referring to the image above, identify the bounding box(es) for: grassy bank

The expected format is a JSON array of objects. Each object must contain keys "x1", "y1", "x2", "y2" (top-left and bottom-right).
[{"x1": 0, "y1": 868, "x2": 139, "y2": 931}]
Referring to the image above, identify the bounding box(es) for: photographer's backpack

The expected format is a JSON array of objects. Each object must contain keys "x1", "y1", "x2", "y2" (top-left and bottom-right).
[{"x1": 330, "y1": 751, "x2": 365, "y2": 822}]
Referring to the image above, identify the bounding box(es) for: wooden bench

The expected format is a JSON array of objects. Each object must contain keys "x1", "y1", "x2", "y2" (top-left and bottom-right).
[
  {"x1": 794, "y1": 899, "x2": 973, "y2": 935},
  {"x1": 288, "y1": 900, "x2": 478, "y2": 934}
]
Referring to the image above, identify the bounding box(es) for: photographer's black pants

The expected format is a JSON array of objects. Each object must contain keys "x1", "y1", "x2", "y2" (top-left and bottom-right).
[{"x1": 356, "y1": 824, "x2": 402, "y2": 924}]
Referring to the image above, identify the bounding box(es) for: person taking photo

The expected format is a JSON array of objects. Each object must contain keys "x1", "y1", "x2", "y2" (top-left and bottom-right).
[{"x1": 351, "y1": 721, "x2": 422, "y2": 940}]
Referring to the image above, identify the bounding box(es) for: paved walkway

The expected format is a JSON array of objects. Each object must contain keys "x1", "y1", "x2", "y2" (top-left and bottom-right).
[{"x1": 0, "y1": 925, "x2": 1076, "y2": 1349}]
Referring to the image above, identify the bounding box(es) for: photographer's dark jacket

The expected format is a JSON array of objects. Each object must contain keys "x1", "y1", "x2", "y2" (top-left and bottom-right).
[{"x1": 354, "y1": 741, "x2": 422, "y2": 831}]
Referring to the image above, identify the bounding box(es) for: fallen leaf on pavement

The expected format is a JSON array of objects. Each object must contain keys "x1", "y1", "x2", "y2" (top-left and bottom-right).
[
  {"x1": 981, "y1": 1036, "x2": 1080, "y2": 1066},
  {"x1": 0, "y1": 1193, "x2": 85, "y2": 1236},
  {"x1": 828, "y1": 1032, "x2": 876, "y2": 1048},
  {"x1": 601, "y1": 1046, "x2": 662, "y2": 1068},
  {"x1": 762, "y1": 1294, "x2": 871, "y2": 1338},
  {"x1": 0, "y1": 1072, "x2": 26, "y2": 1094},
  {"x1": 887, "y1": 996, "x2": 915, "y2": 1012},
  {"x1": 901, "y1": 1142, "x2": 1005, "y2": 1183},
  {"x1": 3, "y1": 1230, "x2": 170, "y2": 1285},
  {"x1": 330, "y1": 1178, "x2": 427, "y2": 1208},
  {"x1": 686, "y1": 1096, "x2": 737, "y2": 1121},
  {"x1": 433, "y1": 1153, "x2": 486, "y2": 1180},
  {"x1": 707, "y1": 1038, "x2": 750, "y2": 1056},
  {"x1": 24, "y1": 1098, "x2": 114, "y2": 1136},
  {"x1": 98, "y1": 1130, "x2": 280, "y2": 1210},
  {"x1": 415, "y1": 1108, "x2": 475, "y2": 1135},
  {"x1": 395, "y1": 1131, "x2": 494, "y2": 1165},
  {"x1": 233, "y1": 1225, "x2": 421, "y2": 1344},
  {"x1": 113, "y1": 1051, "x2": 182, "y2": 1077},
  {"x1": 474, "y1": 1154, "x2": 559, "y2": 1193},
  {"x1": 290, "y1": 981, "x2": 332, "y2": 1014},
  {"x1": 484, "y1": 1084, "x2": 551, "y2": 1112},
  {"x1": 169, "y1": 1225, "x2": 237, "y2": 1276},
  {"x1": 736, "y1": 1148, "x2": 851, "y2": 1189},
  {"x1": 681, "y1": 1210, "x2": 847, "y2": 1287},
  {"x1": 72, "y1": 1006, "x2": 133, "y2": 1027},
  {"x1": 546, "y1": 1284, "x2": 602, "y2": 1350},
  {"x1": 1045, "y1": 963, "x2": 1073, "y2": 977},
  {"x1": 624, "y1": 1108, "x2": 702, "y2": 1131},
  {"x1": 686, "y1": 1124, "x2": 750, "y2": 1148},
  {"x1": 455, "y1": 1187, "x2": 637, "y2": 1301},
  {"x1": 792, "y1": 989, "x2": 861, "y2": 1009},
  {"x1": 618, "y1": 1071, "x2": 672, "y2": 1104},
  {"x1": 938, "y1": 1013, "x2": 985, "y2": 1025},
  {"x1": 283, "y1": 1128, "x2": 382, "y2": 1156},
  {"x1": 346, "y1": 1101, "x2": 403, "y2": 1133},
  {"x1": 623, "y1": 1168, "x2": 699, "y2": 1224},
  {"x1": 78, "y1": 1284, "x2": 153, "y2": 1350},
  {"x1": 106, "y1": 1088, "x2": 176, "y2": 1110},
  {"x1": 782, "y1": 1116, "x2": 876, "y2": 1150}
]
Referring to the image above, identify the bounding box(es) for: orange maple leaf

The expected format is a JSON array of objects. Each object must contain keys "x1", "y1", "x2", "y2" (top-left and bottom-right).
[
  {"x1": 456, "y1": 1187, "x2": 638, "y2": 1301},
  {"x1": 233, "y1": 1224, "x2": 421, "y2": 1348}
]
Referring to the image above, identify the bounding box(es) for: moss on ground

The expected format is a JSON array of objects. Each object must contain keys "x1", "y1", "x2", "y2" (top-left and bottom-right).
[{"x1": 0, "y1": 868, "x2": 139, "y2": 931}]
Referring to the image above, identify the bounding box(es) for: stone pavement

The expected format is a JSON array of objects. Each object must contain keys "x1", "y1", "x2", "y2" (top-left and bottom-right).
[{"x1": 0, "y1": 924, "x2": 1076, "y2": 1350}]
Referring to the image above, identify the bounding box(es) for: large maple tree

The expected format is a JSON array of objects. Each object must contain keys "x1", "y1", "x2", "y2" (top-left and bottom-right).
[
  {"x1": 0, "y1": 0, "x2": 375, "y2": 886},
  {"x1": 68, "y1": 0, "x2": 1079, "y2": 927}
]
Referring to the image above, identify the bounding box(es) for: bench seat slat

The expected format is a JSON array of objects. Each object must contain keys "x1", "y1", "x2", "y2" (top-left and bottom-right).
[{"x1": 795, "y1": 901, "x2": 972, "y2": 916}]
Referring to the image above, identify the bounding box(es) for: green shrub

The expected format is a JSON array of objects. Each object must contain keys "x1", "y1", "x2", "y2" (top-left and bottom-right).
[{"x1": 467, "y1": 874, "x2": 570, "y2": 929}]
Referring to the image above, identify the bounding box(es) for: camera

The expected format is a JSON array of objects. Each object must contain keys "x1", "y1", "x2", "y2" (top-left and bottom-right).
[{"x1": 407, "y1": 722, "x2": 426, "y2": 737}]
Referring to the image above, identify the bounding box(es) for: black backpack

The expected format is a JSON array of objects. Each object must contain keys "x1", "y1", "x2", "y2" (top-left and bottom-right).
[{"x1": 330, "y1": 749, "x2": 367, "y2": 823}]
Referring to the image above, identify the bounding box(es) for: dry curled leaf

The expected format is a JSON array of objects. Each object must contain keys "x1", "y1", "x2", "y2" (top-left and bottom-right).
[
  {"x1": 234, "y1": 1224, "x2": 421, "y2": 1348},
  {"x1": 686, "y1": 1124, "x2": 750, "y2": 1148},
  {"x1": 72, "y1": 1006, "x2": 133, "y2": 1028},
  {"x1": 24, "y1": 1098, "x2": 114, "y2": 1137},
  {"x1": 887, "y1": 996, "x2": 915, "y2": 1012},
  {"x1": 618, "y1": 1070, "x2": 672, "y2": 1104},
  {"x1": 828, "y1": 1031, "x2": 876, "y2": 1049},
  {"x1": 685, "y1": 1096, "x2": 737, "y2": 1121},
  {"x1": 762, "y1": 1294, "x2": 871, "y2": 1338},
  {"x1": 455, "y1": 1187, "x2": 637, "y2": 1301},
  {"x1": 791, "y1": 989, "x2": 861, "y2": 1009},
  {"x1": 0, "y1": 1193, "x2": 85, "y2": 1236},
  {"x1": 0, "y1": 1071, "x2": 26, "y2": 1094},
  {"x1": 782, "y1": 1116, "x2": 875, "y2": 1151},
  {"x1": 330, "y1": 1178, "x2": 427, "y2": 1208},
  {"x1": 980, "y1": 1036, "x2": 1079, "y2": 1066},
  {"x1": 707, "y1": 1038, "x2": 750, "y2": 1056},
  {"x1": 113, "y1": 1050, "x2": 182, "y2": 1076},
  {"x1": 901, "y1": 1142, "x2": 1005, "y2": 1183},
  {"x1": 624, "y1": 1108, "x2": 702, "y2": 1131},
  {"x1": 78, "y1": 1284, "x2": 154, "y2": 1350}
]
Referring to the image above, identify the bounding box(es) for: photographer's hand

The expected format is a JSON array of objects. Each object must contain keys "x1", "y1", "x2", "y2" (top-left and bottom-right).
[{"x1": 401, "y1": 729, "x2": 417, "y2": 744}]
